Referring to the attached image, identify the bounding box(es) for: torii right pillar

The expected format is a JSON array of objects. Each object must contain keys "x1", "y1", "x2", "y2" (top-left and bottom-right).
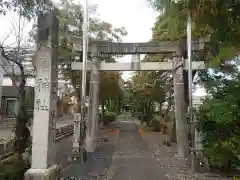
[{"x1": 172, "y1": 51, "x2": 189, "y2": 159}]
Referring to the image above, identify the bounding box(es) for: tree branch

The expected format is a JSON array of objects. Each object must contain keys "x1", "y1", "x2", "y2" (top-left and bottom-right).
[
  {"x1": 0, "y1": 46, "x2": 26, "y2": 95},
  {"x1": 0, "y1": 63, "x2": 20, "y2": 92},
  {"x1": 0, "y1": 46, "x2": 25, "y2": 79}
]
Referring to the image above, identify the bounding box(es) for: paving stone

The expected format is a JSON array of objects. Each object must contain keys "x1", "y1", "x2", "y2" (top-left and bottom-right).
[{"x1": 102, "y1": 114, "x2": 167, "y2": 180}]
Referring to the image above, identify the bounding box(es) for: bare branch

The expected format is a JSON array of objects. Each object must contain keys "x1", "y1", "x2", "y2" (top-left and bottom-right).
[
  {"x1": 1, "y1": 28, "x2": 15, "y2": 45},
  {"x1": 0, "y1": 63, "x2": 20, "y2": 92},
  {"x1": 0, "y1": 46, "x2": 25, "y2": 79}
]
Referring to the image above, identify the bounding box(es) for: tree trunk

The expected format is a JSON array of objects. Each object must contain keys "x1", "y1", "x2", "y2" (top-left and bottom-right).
[
  {"x1": 170, "y1": 120, "x2": 177, "y2": 142},
  {"x1": 172, "y1": 56, "x2": 188, "y2": 158},
  {"x1": 101, "y1": 101, "x2": 105, "y2": 125},
  {"x1": 140, "y1": 104, "x2": 144, "y2": 125},
  {"x1": 117, "y1": 96, "x2": 121, "y2": 114},
  {"x1": 14, "y1": 77, "x2": 29, "y2": 155},
  {"x1": 146, "y1": 102, "x2": 152, "y2": 125},
  {"x1": 159, "y1": 102, "x2": 162, "y2": 116},
  {"x1": 0, "y1": 48, "x2": 30, "y2": 156}
]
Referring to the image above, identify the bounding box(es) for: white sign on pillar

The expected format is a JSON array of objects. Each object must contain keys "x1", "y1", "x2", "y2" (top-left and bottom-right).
[
  {"x1": 31, "y1": 46, "x2": 57, "y2": 169},
  {"x1": 173, "y1": 56, "x2": 188, "y2": 158},
  {"x1": 85, "y1": 48, "x2": 100, "y2": 153},
  {"x1": 131, "y1": 54, "x2": 140, "y2": 70},
  {"x1": 73, "y1": 113, "x2": 81, "y2": 151},
  {"x1": 0, "y1": 55, "x2": 3, "y2": 111}
]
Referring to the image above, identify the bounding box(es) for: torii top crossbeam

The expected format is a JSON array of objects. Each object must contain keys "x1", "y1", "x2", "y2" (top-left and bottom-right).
[{"x1": 71, "y1": 36, "x2": 209, "y2": 54}]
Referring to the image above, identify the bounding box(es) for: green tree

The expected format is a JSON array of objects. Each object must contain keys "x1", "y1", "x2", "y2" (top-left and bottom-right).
[
  {"x1": 149, "y1": 0, "x2": 240, "y2": 66},
  {"x1": 195, "y1": 69, "x2": 240, "y2": 170},
  {"x1": 99, "y1": 70, "x2": 122, "y2": 121},
  {"x1": 0, "y1": 0, "x2": 53, "y2": 18},
  {"x1": 54, "y1": 0, "x2": 127, "y2": 113},
  {"x1": 129, "y1": 71, "x2": 166, "y2": 125}
]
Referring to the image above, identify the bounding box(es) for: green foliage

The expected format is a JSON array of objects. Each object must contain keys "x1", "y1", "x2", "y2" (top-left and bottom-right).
[
  {"x1": 104, "y1": 111, "x2": 117, "y2": 118},
  {"x1": 195, "y1": 70, "x2": 240, "y2": 170},
  {"x1": 149, "y1": 0, "x2": 240, "y2": 170},
  {"x1": 132, "y1": 112, "x2": 142, "y2": 119},
  {"x1": 102, "y1": 111, "x2": 117, "y2": 125},
  {"x1": 127, "y1": 69, "x2": 171, "y2": 125},
  {"x1": 100, "y1": 71, "x2": 122, "y2": 102},
  {"x1": 0, "y1": 157, "x2": 30, "y2": 180},
  {"x1": 0, "y1": 0, "x2": 53, "y2": 18},
  {"x1": 103, "y1": 111, "x2": 117, "y2": 125},
  {"x1": 149, "y1": 0, "x2": 240, "y2": 67}
]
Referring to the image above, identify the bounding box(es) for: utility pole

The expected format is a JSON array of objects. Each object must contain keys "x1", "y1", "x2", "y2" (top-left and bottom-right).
[
  {"x1": 187, "y1": 11, "x2": 196, "y2": 173},
  {"x1": 81, "y1": 0, "x2": 89, "y2": 151},
  {"x1": 85, "y1": 46, "x2": 100, "y2": 154},
  {"x1": 173, "y1": 53, "x2": 189, "y2": 159}
]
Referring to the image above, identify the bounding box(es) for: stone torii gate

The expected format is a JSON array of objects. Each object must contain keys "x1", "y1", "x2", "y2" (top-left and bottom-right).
[{"x1": 70, "y1": 37, "x2": 208, "y2": 158}]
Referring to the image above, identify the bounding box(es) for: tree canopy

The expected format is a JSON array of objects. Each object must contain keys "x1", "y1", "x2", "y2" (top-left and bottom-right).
[
  {"x1": 147, "y1": 0, "x2": 240, "y2": 170},
  {"x1": 0, "y1": 0, "x2": 53, "y2": 18}
]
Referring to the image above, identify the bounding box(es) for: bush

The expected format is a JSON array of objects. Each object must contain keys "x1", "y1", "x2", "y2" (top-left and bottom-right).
[
  {"x1": 132, "y1": 112, "x2": 142, "y2": 119},
  {"x1": 103, "y1": 111, "x2": 117, "y2": 125},
  {"x1": 196, "y1": 84, "x2": 240, "y2": 171},
  {"x1": 151, "y1": 116, "x2": 162, "y2": 132},
  {"x1": 0, "y1": 157, "x2": 30, "y2": 180},
  {"x1": 105, "y1": 111, "x2": 117, "y2": 118}
]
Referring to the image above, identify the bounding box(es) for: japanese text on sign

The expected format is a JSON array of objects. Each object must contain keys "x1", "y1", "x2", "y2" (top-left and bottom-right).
[
  {"x1": 35, "y1": 99, "x2": 49, "y2": 111},
  {"x1": 35, "y1": 78, "x2": 50, "y2": 93}
]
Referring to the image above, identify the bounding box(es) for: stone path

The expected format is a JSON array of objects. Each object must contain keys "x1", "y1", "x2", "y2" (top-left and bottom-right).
[
  {"x1": 103, "y1": 114, "x2": 165, "y2": 180},
  {"x1": 60, "y1": 114, "x2": 167, "y2": 180}
]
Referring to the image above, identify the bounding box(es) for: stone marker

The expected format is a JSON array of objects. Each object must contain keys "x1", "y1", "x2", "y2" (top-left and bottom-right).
[{"x1": 24, "y1": 10, "x2": 60, "y2": 180}]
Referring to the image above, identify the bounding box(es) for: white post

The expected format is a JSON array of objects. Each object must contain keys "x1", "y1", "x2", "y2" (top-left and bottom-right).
[
  {"x1": 187, "y1": 13, "x2": 196, "y2": 172},
  {"x1": 131, "y1": 54, "x2": 140, "y2": 70},
  {"x1": 73, "y1": 113, "x2": 81, "y2": 151},
  {"x1": 0, "y1": 54, "x2": 3, "y2": 120},
  {"x1": 195, "y1": 129, "x2": 203, "y2": 156},
  {"x1": 80, "y1": 0, "x2": 89, "y2": 143},
  {"x1": 32, "y1": 46, "x2": 57, "y2": 168},
  {"x1": 85, "y1": 47, "x2": 100, "y2": 153},
  {"x1": 173, "y1": 56, "x2": 189, "y2": 159}
]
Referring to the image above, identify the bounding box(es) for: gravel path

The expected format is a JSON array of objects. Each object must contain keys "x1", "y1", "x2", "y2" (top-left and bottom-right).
[{"x1": 138, "y1": 123, "x2": 234, "y2": 180}]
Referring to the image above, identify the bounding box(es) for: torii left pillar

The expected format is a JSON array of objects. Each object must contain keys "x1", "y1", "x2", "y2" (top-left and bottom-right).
[
  {"x1": 85, "y1": 46, "x2": 100, "y2": 154},
  {"x1": 25, "y1": 11, "x2": 60, "y2": 180}
]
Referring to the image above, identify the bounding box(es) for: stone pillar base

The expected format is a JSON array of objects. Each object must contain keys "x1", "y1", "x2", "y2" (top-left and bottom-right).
[
  {"x1": 24, "y1": 164, "x2": 60, "y2": 180},
  {"x1": 188, "y1": 155, "x2": 209, "y2": 173},
  {"x1": 85, "y1": 137, "x2": 95, "y2": 152},
  {"x1": 69, "y1": 148, "x2": 87, "y2": 162}
]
